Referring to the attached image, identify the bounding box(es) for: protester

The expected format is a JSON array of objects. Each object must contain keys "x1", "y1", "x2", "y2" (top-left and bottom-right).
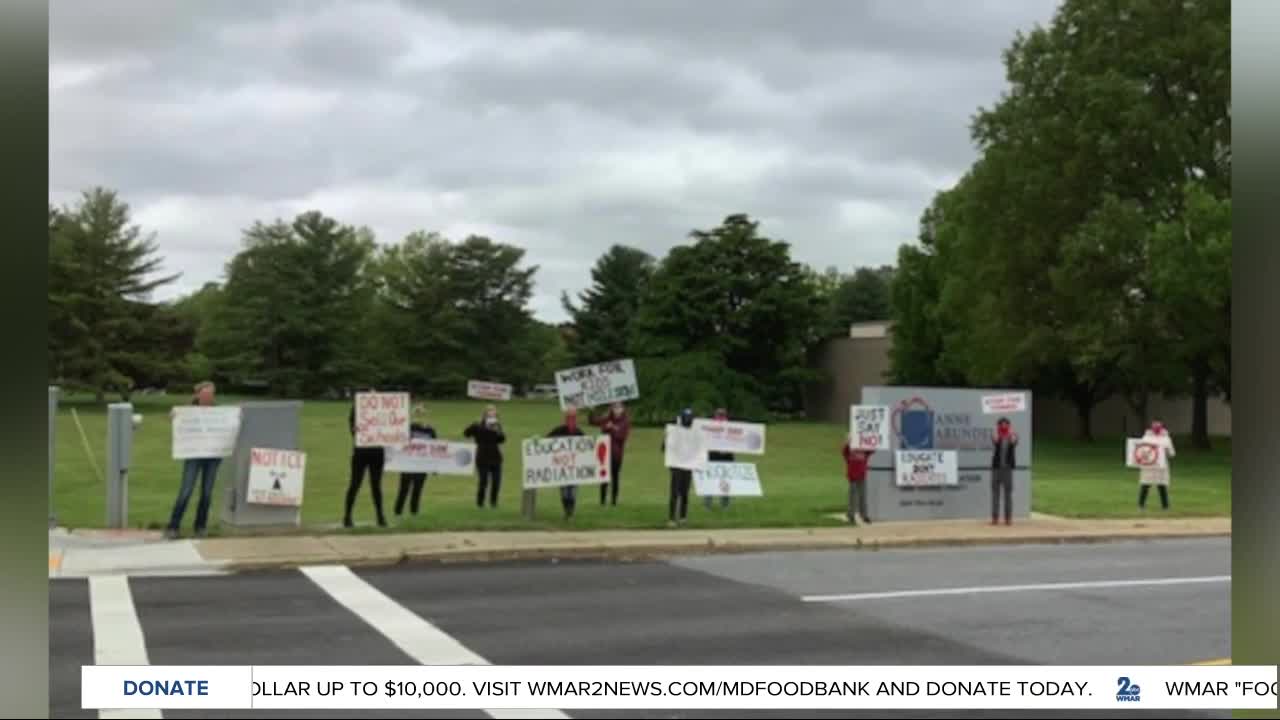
[
  {"x1": 841, "y1": 436, "x2": 872, "y2": 526},
  {"x1": 1138, "y1": 420, "x2": 1176, "y2": 510},
  {"x1": 165, "y1": 381, "x2": 223, "y2": 539},
  {"x1": 463, "y1": 404, "x2": 506, "y2": 508},
  {"x1": 345, "y1": 388, "x2": 387, "y2": 528},
  {"x1": 990, "y1": 416, "x2": 1019, "y2": 525},
  {"x1": 590, "y1": 401, "x2": 631, "y2": 506},
  {"x1": 394, "y1": 403, "x2": 437, "y2": 520},
  {"x1": 546, "y1": 405, "x2": 585, "y2": 520},
  {"x1": 664, "y1": 408, "x2": 697, "y2": 527},
  {"x1": 703, "y1": 407, "x2": 734, "y2": 510}
]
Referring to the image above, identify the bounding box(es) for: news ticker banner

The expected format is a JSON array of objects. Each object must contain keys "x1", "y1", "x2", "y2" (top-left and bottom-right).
[{"x1": 83, "y1": 665, "x2": 1278, "y2": 711}]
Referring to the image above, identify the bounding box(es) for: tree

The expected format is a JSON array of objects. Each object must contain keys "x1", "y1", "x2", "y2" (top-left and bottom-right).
[
  {"x1": 561, "y1": 245, "x2": 655, "y2": 365},
  {"x1": 48, "y1": 188, "x2": 180, "y2": 399},
  {"x1": 811, "y1": 264, "x2": 894, "y2": 339}
]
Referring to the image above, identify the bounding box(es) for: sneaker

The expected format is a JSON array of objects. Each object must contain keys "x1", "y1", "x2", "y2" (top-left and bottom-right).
[
  {"x1": 193, "y1": 529, "x2": 208, "y2": 539},
  {"x1": 163, "y1": 528, "x2": 179, "y2": 540},
  {"x1": 342, "y1": 518, "x2": 354, "y2": 529}
]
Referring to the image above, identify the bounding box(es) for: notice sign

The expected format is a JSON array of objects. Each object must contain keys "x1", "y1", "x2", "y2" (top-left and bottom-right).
[
  {"x1": 1126, "y1": 438, "x2": 1168, "y2": 469},
  {"x1": 895, "y1": 450, "x2": 959, "y2": 487},
  {"x1": 693, "y1": 462, "x2": 763, "y2": 497},
  {"x1": 354, "y1": 392, "x2": 410, "y2": 447},
  {"x1": 981, "y1": 392, "x2": 1027, "y2": 415},
  {"x1": 467, "y1": 380, "x2": 512, "y2": 402},
  {"x1": 664, "y1": 424, "x2": 708, "y2": 472},
  {"x1": 691, "y1": 419, "x2": 767, "y2": 455},
  {"x1": 386, "y1": 440, "x2": 477, "y2": 476},
  {"x1": 554, "y1": 359, "x2": 639, "y2": 410},
  {"x1": 246, "y1": 448, "x2": 306, "y2": 507},
  {"x1": 522, "y1": 435, "x2": 611, "y2": 490},
  {"x1": 171, "y1": 406, "x2": 242, "y2": 460},
  {"x1": 850, "y1": 405, "x2": 890, "y2": 450}
]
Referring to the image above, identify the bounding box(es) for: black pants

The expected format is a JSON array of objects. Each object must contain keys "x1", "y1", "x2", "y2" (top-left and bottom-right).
[
  {"x1": 477, "y1": 463, "x2": 501, "y2": 507},
  {"x1": 668, "y1": 470, "x2": 692, "y2": 522},
  {"x1": 1139, "y1": 484, "x2": 1170, "y2": 509},
  {"x1": 395, "y1": 473, "x2": 427, "y2": 516},
  {"x1": 346, "y1": 450, "x2": 386, "y2": 526},
  {"x1": 991, "y1": 468, "x2": 1013, "y2": 522},
  {"x1": 600, "y1": 458, "x2": 623, "y2": 505}
]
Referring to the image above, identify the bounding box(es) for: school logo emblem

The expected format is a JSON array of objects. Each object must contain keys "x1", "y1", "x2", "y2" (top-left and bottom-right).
[{"x1": 893, "y1": 397, "x2": 934, "y2": 450}]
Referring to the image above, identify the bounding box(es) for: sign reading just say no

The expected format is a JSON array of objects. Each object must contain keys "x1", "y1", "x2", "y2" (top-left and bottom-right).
[
  {"x1": 354, "y1": 392, "x2": 410, "y2": 448},
  {"x1": 850, "y1": 405, "x2": 890, "y2": 451}
]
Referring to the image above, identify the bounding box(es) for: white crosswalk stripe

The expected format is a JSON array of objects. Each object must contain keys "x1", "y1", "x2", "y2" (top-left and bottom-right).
[{"x1": 88, "y1": 575, "x2": 163, "y2": 719}]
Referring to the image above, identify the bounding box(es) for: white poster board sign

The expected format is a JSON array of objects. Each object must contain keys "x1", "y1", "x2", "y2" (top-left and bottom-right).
[
  {"x1": 522, "y1": 435, "x2": 611, "y2": 489},
  {"x1": 664, "y1": 424, "x2": 708, "y2": 471},
  {"x1": 354, "y1": 392, "x2": 410, "y2": 447},
  {"x1": 693, "y1": 462, "x2": 763, "y2": 497},
  {"x1": 1126, "y1": 438, "x2": 1169, "y2": 469},
  {"x1": 850, "y1": 405, "x2": 890, "y2": 451},
  {"x1": 246, "y1": 447, "x2": 306, "y2": 507},
  {"x1": 981, "y1": 392, "x2": 1027, "y2": 415},
  {"x1": 691, "y1": 419, "x2": 767, "y2": 455},
  {"x1": 554, "y1": 359, "x2": 640, "y2": 410},
  {"x1": 171, "y1": 406, "x2": 242, "y2": 460},
  {"x1": 386, "y1": 440, "x2": 477, "y2": 475},
  {"x1": 467, "y1": 380, "x2": 513, "y2": 402},
  {"x1": 895, "y1": 450, "x2": 959, "y2": 487}
]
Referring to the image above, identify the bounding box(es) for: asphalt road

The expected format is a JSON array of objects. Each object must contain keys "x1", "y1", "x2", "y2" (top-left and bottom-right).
[{"x1": 50, "y1": 538, "x2": 1231, "y2": 719}]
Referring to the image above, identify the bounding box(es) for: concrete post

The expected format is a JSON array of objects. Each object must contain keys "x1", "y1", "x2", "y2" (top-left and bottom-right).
[
  {"x1": 105, "y1": 403, "x2": 133, "y2": 529},
  {"x1": 48, "y1": 386, "x2": 58, "y2": 528},
  {"x1": 521, "y1": 488, "x2": 536, "y2": 521}
]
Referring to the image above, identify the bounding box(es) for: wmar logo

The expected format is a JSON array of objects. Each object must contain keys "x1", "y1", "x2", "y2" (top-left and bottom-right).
[
  {"x1": 892, "y1": 397, "x2": 934, "y2": 449},
  {"x1": 1116, "y1": 677, "x2": 1141, "y2": 703}
]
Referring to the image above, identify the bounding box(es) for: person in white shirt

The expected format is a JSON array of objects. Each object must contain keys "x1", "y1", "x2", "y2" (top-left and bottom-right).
[{"x1": 1138, "y1": 420, "x2": 1176, "y2": 510}]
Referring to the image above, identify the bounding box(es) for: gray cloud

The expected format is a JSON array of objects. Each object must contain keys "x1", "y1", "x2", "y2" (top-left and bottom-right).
[{"x1": 50, "y1": 0, "x2": 1060, "y2": 320}]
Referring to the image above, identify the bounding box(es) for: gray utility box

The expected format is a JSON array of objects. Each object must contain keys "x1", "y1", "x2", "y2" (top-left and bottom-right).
[{"x1": 222, "y1": 401, "x2": 303, "y2": 530}]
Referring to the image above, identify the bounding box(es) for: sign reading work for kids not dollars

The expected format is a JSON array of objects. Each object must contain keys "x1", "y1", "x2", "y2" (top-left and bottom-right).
[{"x1": 554, "y1": 359, "x2": 639, "y2": 410}]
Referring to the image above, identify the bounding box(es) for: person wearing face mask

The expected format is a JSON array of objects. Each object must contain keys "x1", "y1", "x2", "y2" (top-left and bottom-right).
[
  {"x1": 165, "y1": 381, "x2": 223, "y2": 539},
  {"x1": 990, "y1": 417, "x2": 1019, "y2": 526},
  {"x1": 546, "y1": 405, "x2": 585, "y2": 520},
  {"x1": 663, "y1": 407, "x2": 697, "y2": 527},
  {"x1": 394, "y1": 403, "x2": 437, "y2": 520},
  {"x1": 589, "y1": 401, "x2": 631, "y2": 506},
  {"x1": 703, "y1": 407, "x2": 734, "y2": 510},
  {"x1": 1138, "y1": 420, "x2": 1176, "y2": 510},
  {"x1": 345, "y1": 388, "x2": 388, "y2": 529},
  {"x1": 464, "y1": 404, "x2": 506, "y2": 508}
]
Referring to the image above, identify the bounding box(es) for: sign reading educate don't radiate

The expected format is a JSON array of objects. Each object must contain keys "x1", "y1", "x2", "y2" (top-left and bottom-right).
[
  {"x1": 354, "y1": 392, "x2": 410, "y2": 447},
  {"x1": 894, "y1": 450, "x2": 959, "y2": 487},
  {"x1": 522, "y1": 435, "x2": 611, "y2": 490},
  {"x1": 171, "y1": 406, "x2": 242, "y2": 460},
  {"x1": 554, "y1": 359, "x2": 639, "y2": 410}
]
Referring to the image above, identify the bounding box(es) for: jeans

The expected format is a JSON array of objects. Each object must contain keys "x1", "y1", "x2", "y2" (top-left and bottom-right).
[
  {"x1": 168, "y1": 458, "x2": 221, "y2": 533},
  {"x1": 477, "y1": 463, "x2": 501, "y2": 507},
  {"x1": 560, "y1": 485, "x2": 577, "y2": 517}
]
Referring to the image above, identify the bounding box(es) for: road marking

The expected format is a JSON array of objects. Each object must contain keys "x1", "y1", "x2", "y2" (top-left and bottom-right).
[
  {"x1": 1193, "y1": 658, "x2": 1232, "y2": 665},
  {"x1": 88, "y1": 575, "x2": 162, "y2": 719},
  {"x1": 49, "y1": 551, "x2": 63, "y2": 575},
  {"x1": 802, "y1": 575, "x2": 1231, "y2": 603},
  {"x1": 302, "y1": 564, "x2": 568, "y2": 720}
]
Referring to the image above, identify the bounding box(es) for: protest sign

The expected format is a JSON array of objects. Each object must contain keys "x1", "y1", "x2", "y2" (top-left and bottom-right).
[
  {"x1": 171, "y1": 406, "x2": 242, "y2": 460},
  {"x1": 895, "y1": 450, "x2": 959, "y2": 487},
  {"x1": 1125, "y1": 437, "x2": 1169, "y2": 469},
  {"x1": 850, "y1": 405, "x2": 890, "y2": 450},
  {"x1": 664, "y1": 424, "x2": 708, "y2": 472},
  {"x1": 522, "y1": 435, "x2": 611, "y2": 490},
  {"x1": 693, "y1": 462, "x2": 763, "y2": 497},
  {"x1": 386, "y1": 439, "x2": 477, "y2": 475},
  {"x1": 467, "y1": 380, "x2": 513, "y2": 402},
  {"x1": 554, "y1": 359, "x2": 639, "y2": 410},
  {"x1": 691, "y1": 418, "x2": 767, "y2": 455},
  {"x1": 354, "y1": 392, "x2": 410, "y2": 447},
  {"x1": 246, "y1": 448, "x2": 306, "y2": 507},
  {"x1": 981, "y1": 392, "x2": 1027, "y2": 414}
]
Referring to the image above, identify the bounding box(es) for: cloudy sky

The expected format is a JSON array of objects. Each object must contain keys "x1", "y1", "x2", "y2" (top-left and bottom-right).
[{"x1": 50, "y1": 0, "x2": 1059, "y2": 322}]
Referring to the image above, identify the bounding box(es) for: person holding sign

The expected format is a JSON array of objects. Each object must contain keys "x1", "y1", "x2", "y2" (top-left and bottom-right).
[
  {"x1": 1138, "y1": 420, "x2": 1176, "y2": 510},
  {"x1": 703, "y1": 407, "x2": 735, "y2": 510},
  {"x1": 664, "y1": 408, "x2": 697, "y2": 527},
  {"x1": 394, "y1": 404, "x2": 437, "y2": 520},
  {"x1": 546, "y1": 405, "x2": 586, "y2": 520},
  {"x1": 590, "y1": 402, "x2": 631, "y2": 506},
  {"x1": 464, "y1": 405, "x2": 506, "y2": 508},
  {"x1": 164, "y1": 381, "x2": 223, "y2": 539},
  {"x1": 990, "y1": 417, "x2": 1019, "y2": 526},
  {"x1": 345, "y1": 390, "x2": 388, "y2": 529},
  {"x1": 841, "y1": 436, "x2": 872, "y2": 526}
]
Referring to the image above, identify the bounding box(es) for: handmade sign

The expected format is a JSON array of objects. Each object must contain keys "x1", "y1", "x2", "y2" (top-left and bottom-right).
[
  {"x1": 522, "y1": 435, "x2": 611, "y2": 489},
  {"x1": 894, "y1": 450, "x2": 959, "y2": 487},
  {"x1": 692, "y1": 462, "x2": 763, "y2": 497},
  {"x1": 246, "y1": 448, "x2": 306, "y2": 507},
  {"x1": 554, "y1": 359, "x2": 639, "y2": 410},
  {"x1": 691, "y1": 418, "x2": 766, "y2": 455},
  {"x1": 354, "y1": 392, "x2": 410, "y2": 447},
  {"x1": 664, "y1": 424, "x2": 708, "y2": 472},
  {"x1": 171, "y1": 406, "x2": 242, "y2": 460},
  {"x1": 467, "y1": 380, "x2": 513, "y2": 402},
  {"x1": 386, "y1": 440, "x2": 477, "y2": 475},
  {"x1": 1125, "y1": 437, "x2": 1169, "y2": 469},
  {"x1": 981, "y1": 392, "x2": 1027, "y2": 415},
  {"x1": 849, "y1": 405, "x2": 890, "y2": 450}
]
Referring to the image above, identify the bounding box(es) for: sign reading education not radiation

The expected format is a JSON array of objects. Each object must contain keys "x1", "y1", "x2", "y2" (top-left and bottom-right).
[
  {"x1": 693, "y1": 462, "x2": 763, "y2": 497},
  {"x1": 691, "y1": 418, "x2": 767, "y2": 455},
  {"x1": 554, "y1": 359, "x2": 639, "y2": 410},
  {"x1": 522, "y1": 435, "x2": 611, "y2": 489},
  {"x1": 171, "y1": 406, "x2": 242, "y2": 460},
  {"x1": 895, "y1": 450, "x2": 959, "y2": 487},
  {"x1": 354, "y1": 392, "x2": 410, "y2": 447},
  {"x1": 467, "y1": 380, "x2": 513, "y2": 402},
  {"x1": 850, "y1": 405, "x2": 891, "y2": 450},
  {"x1": 386, "y1": 439, "x2": 478, "y2": 475}
]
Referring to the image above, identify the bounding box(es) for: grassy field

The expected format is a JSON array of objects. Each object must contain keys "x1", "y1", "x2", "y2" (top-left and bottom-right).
[{"x1": 50, "y1": 394, "x2": 1231, "y2": 533}]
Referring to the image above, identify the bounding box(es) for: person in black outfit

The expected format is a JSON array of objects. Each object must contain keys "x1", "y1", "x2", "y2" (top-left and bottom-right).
[
  {"x1": 394, "y1": 403, "x2": 437, "y2": 519},
  {"x1": 345, "y1": 390, "x2": 387, "y2": 529},
  {"x1": 664, "y1": 408, "x2": 696, "y2": 527},
  {"x1": 990, "y1": 417, "x2": 1019, "y2": 526},
  {"x1": 463, "y1": 404, "x2": 506, "y2": 508},
  {"x1": 704, "y1": 407, "x2": 735, "y2": 510},
  {"x1": 546, "y1": 405, "x2": 585, "y2": 520}
]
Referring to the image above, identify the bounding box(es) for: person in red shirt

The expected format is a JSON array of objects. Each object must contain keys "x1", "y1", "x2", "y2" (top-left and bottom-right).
[{"x1": 841, "y1": 436, "x2": 872, "y2": 525}]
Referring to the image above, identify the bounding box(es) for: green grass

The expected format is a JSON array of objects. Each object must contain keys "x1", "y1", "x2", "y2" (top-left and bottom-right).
[{"x1": 50, "y1": 394, "x2": 1231, "y2": 533}]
